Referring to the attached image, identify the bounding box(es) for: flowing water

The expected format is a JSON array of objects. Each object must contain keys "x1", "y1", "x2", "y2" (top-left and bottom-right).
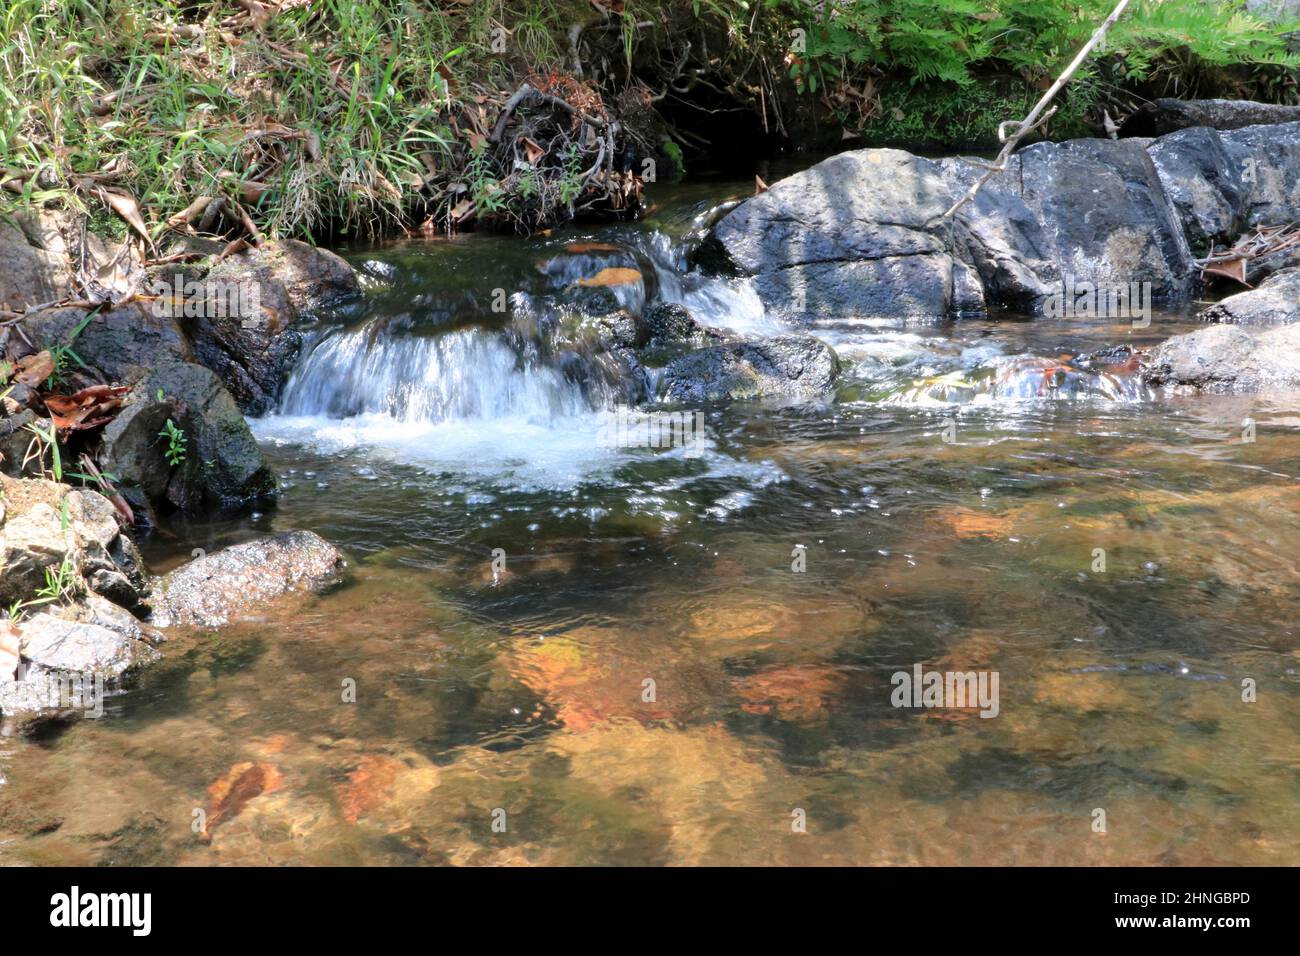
[{"x1": 2, "y1": 177, "x2": 1299, "y2": 866}]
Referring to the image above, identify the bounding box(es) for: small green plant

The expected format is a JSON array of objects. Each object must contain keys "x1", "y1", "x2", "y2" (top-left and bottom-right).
[
  {"x1": 159, "y1": 418, "x2": 187, "y2": 466},
  {"x1": 44, "y1": 312, "x2": 95, "y2": 389}
]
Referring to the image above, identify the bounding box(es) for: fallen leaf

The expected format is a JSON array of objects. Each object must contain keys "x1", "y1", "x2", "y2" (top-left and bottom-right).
[
  {"x1": 1201, "y1": 257, "x2": 1249, "y2": 286},
  {"x1": 576, "y1": 267, "x2": 642, "y2": 287},
  {"x1": 339, "y1": 755, "x2": 404, "y2": 823},
  {"x1": 205, "y1": 761, "x2": 283, "y2": 834},
  {"x1": 43, "y1": 385, "x2": 130, "y2": 433},
  {"x1": 15, "y1": 351, "x2": 54, "y2": 387},
  {"x1": 565, "y1": 242, "x2": 623, "y2": 253},
  {"x1": 518, "y1": 135, "x2": 545, "y2": 165},
  {"x1": 98, "y1": 188, "x2": 153, "y2": 248}
]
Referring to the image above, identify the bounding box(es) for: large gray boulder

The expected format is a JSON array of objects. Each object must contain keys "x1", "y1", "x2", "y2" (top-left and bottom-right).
[
  {"x1": 150, "y1": 531, "x2": 345, "y2": 628},
  {"x1": 1143, "y1": 323, "x2": 1300, "y2": 392},
  {"x1": 705, "y1": 149, "x2": 962, "y2": 323},
  {"x1": 663, "y1": 333, "x2": 840, "y2": 402},
  {"x1": 1199, "y1": 269, "x2": 1300, "y2": 325},
  {"x1": 705, "y1": 136, "x2": 1199, "y2": 320}
]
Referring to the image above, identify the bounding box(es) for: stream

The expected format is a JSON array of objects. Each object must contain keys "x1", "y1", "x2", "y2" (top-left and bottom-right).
[{"x1": 1, "y1": 176, "x2": 1298, "y2": 865}]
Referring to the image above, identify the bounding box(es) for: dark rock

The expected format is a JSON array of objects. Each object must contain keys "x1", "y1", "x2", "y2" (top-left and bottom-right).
[
  {"x1": 1120, "y1": 98, "x2": 1300, "y2": 138},
  {"x1": 708, "y1": 137, "x2": 1199, "y2": 321},
  {"x1": 708, "y1": 149, "x2": 956, "y2": 322},
  {"x1": 664, "y1": 333, "x2": 840, "y2": 402},
  {"x1": 0, "y1": 214, "x2": 73, "y2": 309},
  {"x1": 99, "y1": 362, "x2": 275, "y2": 512},
  {"x1": 19, "y1": 302, "x2": 193, "y2": 385},
  {"x1": 1199, "y1": 269, "x2": 1300, "y2": 326},
  {"x1": 1147, "y1": 126, "x2": 1251, "y2": 251},
  {"x1": 942, "y1": 156, "x2": 1059, "y2": 310},
  {"x1": 1143, "y1": 323, "x2": 1300, "y2": 392},
  {"x1": 1015, "y1": 137, "x2": 1194, "y2": 301},
  {"x1": 191, "y1": 239, "x2": 359, "y2": 414},
  {"x1": 150, "y1": 531, "x2": 345, "y2": 628},
  {"x1": 0, "y1": 409, "x2": 45, "y2": 478},
  {"x1": 1218, "y1": 122, "x2": 1300, "y2": 232},
  {"x1": 640, "y1": 302, "x2": 697, "y2": 343}
]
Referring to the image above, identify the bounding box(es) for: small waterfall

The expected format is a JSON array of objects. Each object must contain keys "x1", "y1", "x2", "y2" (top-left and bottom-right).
[{"x1": 279, "y1": 326, "x2": 590, "y2": 424}]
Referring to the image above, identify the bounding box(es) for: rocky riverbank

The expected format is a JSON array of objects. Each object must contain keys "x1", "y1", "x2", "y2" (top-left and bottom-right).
[{"x1": 0, "y1": 222, "x2": 353, "y2": 728}]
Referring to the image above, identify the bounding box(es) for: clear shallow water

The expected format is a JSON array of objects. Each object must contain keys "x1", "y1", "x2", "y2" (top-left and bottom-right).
[{"x1": 2, "y1": 181, "x2": 1299, "y2": 866}]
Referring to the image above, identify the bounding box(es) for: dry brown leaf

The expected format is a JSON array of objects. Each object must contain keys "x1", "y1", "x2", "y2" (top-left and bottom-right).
[
  {"x1": 576, "y1": 267, "x2": 642, "y2": 288},
  {"x1": 565, "y1": 242, "x2": 622, "y2": 254},
  {"x1": 44, "y1": 384, "x2": 130, "y2": 433},
  {"x1": 518, "y1": 135, "x2": 545, "y2": 165},
  {"x1": 1202, "y1": 257, "x2": 1249, "y2": 286},
  {"x1": 98, "y1": 189, "x2": 153, "y2": 248},
  {"x1": 206, "y1": 761, "x2": 283, "y2": 834},
  {"x1": 15, "y1": 351, "x2": 54, "y2": 387}
]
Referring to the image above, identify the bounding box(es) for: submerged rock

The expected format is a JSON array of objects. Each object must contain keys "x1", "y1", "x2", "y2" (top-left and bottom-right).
[
  {"x1": 664, "y1": 333, "x2": 840, "y2": 402},
  {"x1": 1143, "y1": 323, "x2": 1300, "y2": 393},
  {"x1": 150, "y1": 531, "x2": 345, "y2": 628},
  {"x1": 1199, "y1": 269, "x2": 1300, "y2": 326}
]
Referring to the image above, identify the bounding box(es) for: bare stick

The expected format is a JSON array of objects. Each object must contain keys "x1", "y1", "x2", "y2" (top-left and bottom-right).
[{"x1": 942, "y1": 0, "x2": 1133, "y2": 221}]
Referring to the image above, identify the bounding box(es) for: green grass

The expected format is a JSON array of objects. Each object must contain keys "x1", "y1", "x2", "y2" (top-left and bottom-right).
[{"x1": 1, "y1": 0, "x2": 1296, "y2": 241}]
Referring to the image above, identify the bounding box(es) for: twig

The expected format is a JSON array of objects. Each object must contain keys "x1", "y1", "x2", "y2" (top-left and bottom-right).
[{"x1": 942, "y1": 0, "x2": 1133, "y2": 221}]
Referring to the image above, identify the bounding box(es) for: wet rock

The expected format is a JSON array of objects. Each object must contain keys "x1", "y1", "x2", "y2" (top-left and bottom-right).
[
  {"x1": 18, "y1": 302, "x2": 193, "y2": 385},
  {"x1": 150, "y1": 530, "x2": 345, "y2": 628},
  {"x1": 0, "y1": 595, "x2": 161, "y2": 727},
  {"x1": 191, "y1": 240, "x2": 359, "y2": 414},
  {"x1": 98, "y1": 362, "x2": 275, "y2": 512},
  {"x1": 640, "y1": 302, "x2": 697, "y2": 343},
  {"x1": 1143, "y1": 323, "x2": 1300, "y2": 392},
  {"x1": 1199, "y1": 269, "x2": 1300, "y2": 326},
  {"x1": 664, "y1": 333, "x2": 840, "y2": 403},
  {"x1": 1120, "y1": 98, "x2": 1300, "y2": 138}
]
